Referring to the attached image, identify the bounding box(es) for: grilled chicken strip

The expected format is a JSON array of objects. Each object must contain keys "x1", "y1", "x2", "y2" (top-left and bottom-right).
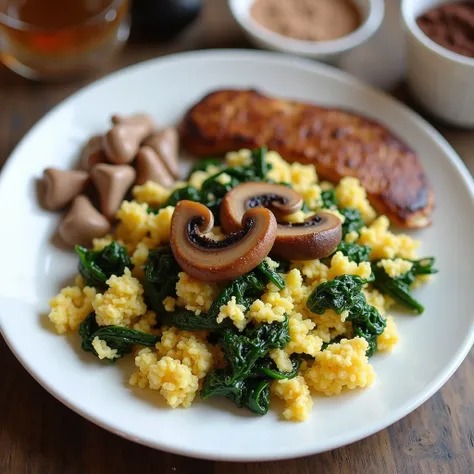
[{"x1": 180, "y1": 89, "x2": 434, "y2": 228}]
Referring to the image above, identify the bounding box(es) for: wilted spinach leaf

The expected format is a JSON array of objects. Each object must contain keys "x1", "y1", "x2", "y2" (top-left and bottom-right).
[
  {"x1": 307, "y1": 275, "x2": 367, "y2": 315},
  {"x1": 201, "y1": 317, "x2": 290, "y2": 415},
  {"x1": 148, "y1": 185, "x2": 202, "y2": 213},
  {"x1": 307, "y1": 275, "x2": 385, "y2": 356},
  {"x1": 372, "y1": 257, "x2": 437, "y2": 314},
  {"x1": 143, "y1": 247, "x2": 181, "y2": 314},
  {"x1": 339, "y1": 207, "x2": 364, "y2": 237},
  {"x1": 321, "y1": 189, "x2": 338, "y2": 209},
  {"x1": 330, "y1": 242, "x2": 371, "y2": 264},
  {"x1": 188, "y1": 158, "x2": 223, "y2": 176},
  {"x1": 256, "y1": 260, "x2": 286, "y2": 290},
  {"x1": 79, "y1": 313, "x2": 159, "y2": 362},
  {"x1": 76, "y1": 242, "x2": 132, "y2": 289}
]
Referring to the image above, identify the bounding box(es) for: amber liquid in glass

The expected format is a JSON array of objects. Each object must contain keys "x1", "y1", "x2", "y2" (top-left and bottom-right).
[{"x1": 0, "y1": 0, "x2": 129, "y2": 80}]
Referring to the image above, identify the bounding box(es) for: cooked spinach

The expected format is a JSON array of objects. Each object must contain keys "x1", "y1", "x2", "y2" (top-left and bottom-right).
[
  {"x1": 256, "y1": 260, "x2": 286, "y2": 290},
  {"x1": 150, "y1": 147, "x2": 273, "y2": 221},
  {"x1": 188, "y1": 157, "x2": 223, "y2": 176},
  {"x1": 254, "y1": 354, "x2": 300, "y2": 380},
  {"x1": 79, "y1": 313, "x2": 160, "y2": 361},
  {"x1": 75, "y1": 242, "x2": 132, "y2": 289},
  {"x1": 240, "y1": 378, "x2": 272, "y2": 415},
  {"x1": 144, "y1": 249, "x2": 267, "y2": 331},
  {"x1": 330, "y1": 242, "x2": 371, "y2": 264},
  {"x1": 307, "y1": 275, "x2": 385, "y2": 356},
  {"x1": 200, "y1": 317, "x2": 290, "y2": 414},
  {"x1": 307, "y1": 275, "x2": 367, "y2": 315},
  {"x1": 143, "y1": 247, "x2": 181, "y2": 314},
  {"x1": 339, "y1": 207, "x2": 364, "y2": 237},
  {"x1": 321, "y1": 189, "x2": 338, "y2": 209},
  {"x1": 346, "y1": 304, "x2": 386, "y2": 357},
  {"x1": 321, "y1": 336, "x2": 344, "y2": 351},
  {"x1": 398, "y1": 257, "x2": 438, "y2": 286},
  {"x1": 372, "y1": 257, "x2": 437, "y2": 314},
  {"x1": 148, "y1": 185, "x2": 202, "y2": 213}
]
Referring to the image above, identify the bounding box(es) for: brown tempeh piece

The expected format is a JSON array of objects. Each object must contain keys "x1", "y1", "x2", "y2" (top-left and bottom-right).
[{"x1": 180, "y1": 89, "x2": 434, "y2": 228}]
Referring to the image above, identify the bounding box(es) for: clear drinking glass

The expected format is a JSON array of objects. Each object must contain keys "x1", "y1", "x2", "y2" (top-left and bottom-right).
[{"x1": 0, "y1": 0, "x2": 130, "y2": 81}]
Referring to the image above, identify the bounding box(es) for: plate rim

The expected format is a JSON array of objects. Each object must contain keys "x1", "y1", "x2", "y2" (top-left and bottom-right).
[{"x1": 1, "y1": 49, "x2": 474, "y2": 462}]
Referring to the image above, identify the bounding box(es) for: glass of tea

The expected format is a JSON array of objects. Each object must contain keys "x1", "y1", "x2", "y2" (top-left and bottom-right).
[{"x1": 0, "y1": 0, "x2": 130, "y2": 81}]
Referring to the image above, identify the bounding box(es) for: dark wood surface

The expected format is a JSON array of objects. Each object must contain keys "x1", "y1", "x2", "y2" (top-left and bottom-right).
[{"x1": 0, "y1": 1, "x2": 472, "y2": 472}]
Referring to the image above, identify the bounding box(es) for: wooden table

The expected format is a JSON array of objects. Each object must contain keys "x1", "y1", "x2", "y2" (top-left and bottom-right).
[{"x1": 0, "y1": 1, "x2": 472, "y2": 472}]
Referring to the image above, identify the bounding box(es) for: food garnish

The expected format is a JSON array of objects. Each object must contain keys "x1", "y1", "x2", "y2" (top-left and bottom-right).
[{"x1": 170, "y1": 200, "x2": 277, "y2": 282}]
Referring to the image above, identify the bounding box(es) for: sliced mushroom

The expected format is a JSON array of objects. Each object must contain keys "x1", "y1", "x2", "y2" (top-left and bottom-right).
[
  {"x1": 135, "y1": 146, "x2": 175, "y2": 187},
  {"x1": 79, "y1": 135, "x2": 105, "y2": 171},
  {"x1": 220, "y1": 182, "x2": 342, "y2": 261},
  {"x1": 41, "y1": 168, "x2": 89, "y2": 210},
  {"x1": 170, "y1": 200, "x2": 277, "y2": 282},
  {"x1": 58, "y1": 195, "x2": 111, "y2": 247},
  {"x1": 102, "y1": 115, "x2": 155, "y2": 165},
  {"x1": 91, "y1": 163, "x2": 136, "y2": 220},
  {"x1": 220, "y1": 182, "x2": 303, "y2": 233},
  {"x1": 144, "y1": 127, "x2": 180, "y2": 179},
  {"x1": 271, "y1": 212, "x2": 342, "y2": 260}
]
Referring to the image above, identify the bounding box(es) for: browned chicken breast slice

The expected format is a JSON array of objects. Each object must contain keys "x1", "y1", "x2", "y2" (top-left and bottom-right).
[{"x1": 180, "y1": 89, "x2": 434, "y2": 228}]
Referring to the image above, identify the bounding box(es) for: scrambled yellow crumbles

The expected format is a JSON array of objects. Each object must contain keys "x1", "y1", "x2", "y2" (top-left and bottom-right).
[
  {"x1": 304, "y1": 337, "x2": 375, "y2": 396},
  {"x1": 47, "y1": 148, "x2": 432, "y2": 422},
  {"x1": 93, "y1": 268, "x2": 146, "y2": 327},
  {"x1": 272, "y1": 376, "x2": 313, "y2": 421},
  {"x1": 48, "y1": 275, "x2": 96, "y2": 334}
]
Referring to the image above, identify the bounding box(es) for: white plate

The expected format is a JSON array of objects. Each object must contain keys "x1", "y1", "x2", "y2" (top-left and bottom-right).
[{"x1": 0, "y1": 50, "x2": 473, "y2": 462}]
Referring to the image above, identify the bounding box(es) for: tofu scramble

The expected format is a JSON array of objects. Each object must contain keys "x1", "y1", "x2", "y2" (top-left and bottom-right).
[{"x1": 48, "y1": 148, "x2": 437, "y2": 421}]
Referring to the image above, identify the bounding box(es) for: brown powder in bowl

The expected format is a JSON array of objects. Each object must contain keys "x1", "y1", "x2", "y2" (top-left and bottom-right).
[
  {"x1": 250, "y1": 0, "x2": 362, "y2": 42},
  {"x1": 416, "y1": 2, "x2": 474, "y2": 59}
]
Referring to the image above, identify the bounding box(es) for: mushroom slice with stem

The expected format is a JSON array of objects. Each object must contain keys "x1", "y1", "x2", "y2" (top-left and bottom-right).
[
  {"x1": 170, "y1": 200, "x2": 277, "y2": 282},
  {"x1": 220, "y1": 182, "x2": 341, "y2": 261},
  {"x1": 271, "y1": 212, "x2": 342, "y2": 261},
  {"x1": 220, "y1": 182, "x2": 303, "y2": 233}
]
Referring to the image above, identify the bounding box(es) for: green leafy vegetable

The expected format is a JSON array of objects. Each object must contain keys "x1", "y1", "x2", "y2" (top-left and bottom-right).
[
  {"x1": 143, "y1": 247, "x2": 181, "y2": 314},
  {"x1": 79, "y1": 313, "x2": 160, "y2": 361},
  {"x1": 188, "y1": 158, "x2": 223, "y2": 176},
  {"x1": 240, "y1": 378, "x2": 272, "y2": 415},
  {"x1": 372, "y1": 257, "x2": 437, "y2": 314},
  {"x1": 148, "y1": 185, "x2": 202, "y2": 213},
  {"x1": 307, "y1": 275, "x2": 385, "y2": 356},
  {"x1": 347, "y1": 304, "x2": 385, "y2": 357},
  {"x1": 257, "y1": 260, "x2": 286, "y2": 290},
  {"x1": 145, "y1": 251, "x2": 266, "y2": 331},
  {"x1": 331, "y1": 242, "x2": 371, "y2": 264},
  {"x1": 321, "y1": 189, "x2": 338, "y2": 209},
  {"x1": 254, "y1": 355, "x2": 300, "y2": 380},
  {"x1": 307, "y1": 275, "x2": 367, "y2": 315},
  {"x1": 75, "y1": 242, "x2": 132, "y2": 289},
  {"x1": 339, "y1": 207, "x2": 364, "y2": 237},
  {"x1": 201, "y1": 317, "x2": 290, "y2": 414}
]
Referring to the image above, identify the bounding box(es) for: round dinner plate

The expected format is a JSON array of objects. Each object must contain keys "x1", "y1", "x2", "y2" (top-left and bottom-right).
[{"x1": 0, "y1": 50, "x2": 473, "y2": 462}]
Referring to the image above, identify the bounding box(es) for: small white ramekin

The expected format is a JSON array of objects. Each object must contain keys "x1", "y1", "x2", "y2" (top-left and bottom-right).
[
  {"x1": 402, "y1": 0, "x2": 474, "y2": 127},
  {"x1": 228, "y1": 0, "x2": 384, "y2": 63}
]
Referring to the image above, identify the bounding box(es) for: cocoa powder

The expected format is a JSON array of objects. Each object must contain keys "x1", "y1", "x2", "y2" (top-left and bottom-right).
[
  {"x1": 250, "y1": 0, "x2": 361, "y2": 42},
  {"x1": 416, "y1": 2, "x2": 474, "y2": 58}
]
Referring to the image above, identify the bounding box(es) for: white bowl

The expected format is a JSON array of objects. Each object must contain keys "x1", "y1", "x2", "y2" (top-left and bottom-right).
[
  {"x1": 228, "y1": 0, "x2": 384, "y2": 63},
  {"x1": 402, "y1": 0, "x2": 474, "y2": 128}
]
